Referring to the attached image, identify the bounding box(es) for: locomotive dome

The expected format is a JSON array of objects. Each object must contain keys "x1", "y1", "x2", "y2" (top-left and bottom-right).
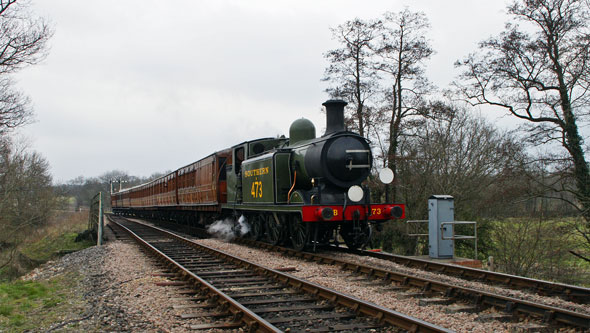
[{"x1": 289, "y1": 118, "x2": 316, "y2": 145}]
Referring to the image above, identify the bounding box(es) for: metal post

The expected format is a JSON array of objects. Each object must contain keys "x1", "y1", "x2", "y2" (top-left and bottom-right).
[
  {"x1": 97, "y1": 192, "x2": 103, "y2": 246},
  {"x1": 474, "y1": 223, "x2": 477, "y2": 260}
]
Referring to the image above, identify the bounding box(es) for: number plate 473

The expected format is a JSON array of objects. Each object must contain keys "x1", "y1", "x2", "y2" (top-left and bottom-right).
[{"x1": 251, "y1": 181, "x2": 263, "y2": 198}]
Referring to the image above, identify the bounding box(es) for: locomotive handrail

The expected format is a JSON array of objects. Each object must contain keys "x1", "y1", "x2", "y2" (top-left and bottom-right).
[{"x1": 285, "y1": 132, "x2": 371, "y2": 150}]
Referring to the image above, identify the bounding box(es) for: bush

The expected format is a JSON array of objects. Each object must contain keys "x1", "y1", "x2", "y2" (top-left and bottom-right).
[{"x1": 488, "y1": 217, "x2": 590, "y2": 285}]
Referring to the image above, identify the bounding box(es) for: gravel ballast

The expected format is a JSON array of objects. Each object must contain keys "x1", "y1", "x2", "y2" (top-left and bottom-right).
[
  {"x1": 196, "y1": 237, "x2": 589, "y2": 332},
  {"x1": 22, "y1": 239, "x2": 224, "y2": 332},
  {"x1": 21, "y1": 221, "x2": 585, "y2": 332},
  {"x1": 195, "y1": 239, "x2": 511, "y2": 332}
]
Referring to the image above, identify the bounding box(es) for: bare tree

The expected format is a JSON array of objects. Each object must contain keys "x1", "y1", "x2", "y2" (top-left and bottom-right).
[
  {"x1": 374, "y1": 9, "x2": 434, "y2": 200},
  {"x1": 455, "y1": 0, "x2": 590, "y2": 262},
  {"x1": 455, "y1": 0, "x2": 590, "y2": 213},
  {"x1": 0, "y1": 77, "x2": 32, "y2": 132},
  {"x1": 323, "y1": 18, "x2": 382, "y2": 137},
  {"x1": 0, "y1": 136, "x2": 54, "y2": 269},
  {"x1": 0, "y1": 1, "x2": 17, "y2": 16},
  {"x1": 372, "y1": 103, "x2": 527, "y2": 255},
  {"x1": 0, "y1": 0, "x2": 52, "y2": 134},
  {"x1": 397, "y1": 104, "x2": 526, "y2": 219}
]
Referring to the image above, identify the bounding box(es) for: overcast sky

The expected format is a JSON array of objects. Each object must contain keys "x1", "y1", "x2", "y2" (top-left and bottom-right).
[{"x1": 15, "y1": 0, "x2": 513, "y2": 183}]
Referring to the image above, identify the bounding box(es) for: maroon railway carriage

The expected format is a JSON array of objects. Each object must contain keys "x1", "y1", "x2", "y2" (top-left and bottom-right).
[{"x1": 112, "y1": 149, "x2": 231, "y2": 223}]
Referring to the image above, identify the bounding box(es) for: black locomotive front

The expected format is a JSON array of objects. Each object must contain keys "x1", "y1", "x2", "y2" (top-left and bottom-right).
[
  {"x1": 289, "y1": 100, "x2": 373, "y2": 203},
  {"x1": 277, "y1": 100, "x2": 404, "y2": 250}
]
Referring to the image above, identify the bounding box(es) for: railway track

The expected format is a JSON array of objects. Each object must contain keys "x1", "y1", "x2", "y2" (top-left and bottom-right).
[
  {"x1": 343, "y1": 247, "x2": 590, "y2": 304},
  {"x1": 236, "y1": 239, "x2": 590, "y2": 330},
  {"x1": 107, "y1": 215, "x2": 450, "y2": 332},
  {"x1": 127, "y1": 217, "x2": 590, "y2": 307}
]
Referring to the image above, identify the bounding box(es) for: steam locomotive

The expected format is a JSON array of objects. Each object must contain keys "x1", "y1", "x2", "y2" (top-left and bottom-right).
[{"x1": 111, "y1": 100, "x2": 405, "y2": 250}]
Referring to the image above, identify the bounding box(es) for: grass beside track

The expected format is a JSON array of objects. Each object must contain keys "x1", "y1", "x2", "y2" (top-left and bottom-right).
[
  {"x1": 21, "y1": 228, "x2": 94, "y2": 263},
  {"x1": 1, "y1": 211, "x2": 95, "y2": 280},
  {"x1": 0, "y1": 272, "x2": 84, "y2": 332},
  {"x1": 0, "y1": 210, "x2": 96, "y2": 331}
]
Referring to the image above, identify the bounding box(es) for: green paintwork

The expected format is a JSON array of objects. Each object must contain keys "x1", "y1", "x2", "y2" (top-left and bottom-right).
[
  {"x1": 274, "y1": 152, "x2": 291, "y2": 203},
  {"x1": 289, "y1": 118, "x2": 316, "y2": 145},
  {"x1": 227, "y1": 138, "x2": 287, "y2": 204},
  {"x1": 291, "y1": 144, "x2": 313, "y2": 189},
  {"x1": 241, "y1": 154, "x2": 275, "y2": 204},
  {"x1": 248, "y1": 138, "x2": 288, "y2": 156},
  {"x1": 220, "y1": 203, "x2": 303, "y2": 213},
  {"x1": 226, "y1": 164, "x2": 237, "y2": 204},
  {"x1": 289, "y1": 191, "x2": 304, "y2": 204},
  {"x1": 226, "y1": 144, "x2": 247, "y2": 204}
]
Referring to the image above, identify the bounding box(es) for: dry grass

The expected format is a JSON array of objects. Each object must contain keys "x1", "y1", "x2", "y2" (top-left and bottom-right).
[
  {"x1": 0, "y1": 210, "x2": 95, "y2": 281},
  {"x1": 25, "y1": 210, "x2": 89, "y2": 246}
]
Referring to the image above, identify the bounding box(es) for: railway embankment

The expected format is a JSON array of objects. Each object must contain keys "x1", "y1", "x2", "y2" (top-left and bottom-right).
[
  {"x1": 9, "y1": 235, "x2": 182, "y2": 332},
  {"x1": 0, "y1": 221, "x2": 163, "y2": 332}
]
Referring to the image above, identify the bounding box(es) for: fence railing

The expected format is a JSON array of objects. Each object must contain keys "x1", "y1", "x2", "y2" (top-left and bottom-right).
[
  {"x1": 440, "y1": 221, "x2": 477, "y2": 260},
  {"x1": 405, "y1": 219, "x2": 478, "y2": 260},
  {"x1": 406, "y1": 220, "x2": 428, "y2": 237},
  {"x1": 88, "y1": 192, "x2": 104, "y2": 245}
]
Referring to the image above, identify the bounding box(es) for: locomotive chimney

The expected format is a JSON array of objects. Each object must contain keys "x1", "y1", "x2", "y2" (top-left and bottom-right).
[{"x1": 322, "y1": 99, "x2": 347, "y2": 136}]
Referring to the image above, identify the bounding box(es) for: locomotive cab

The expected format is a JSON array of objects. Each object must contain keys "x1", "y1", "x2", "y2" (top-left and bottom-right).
[{"x1": 226, "y1": 137, "x2": 288, "y2": 204}]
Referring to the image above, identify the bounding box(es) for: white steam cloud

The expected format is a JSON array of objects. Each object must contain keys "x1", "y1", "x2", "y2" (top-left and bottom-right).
[{"x1": 207, "y1": 215, "x2": 250, "y2": 241}]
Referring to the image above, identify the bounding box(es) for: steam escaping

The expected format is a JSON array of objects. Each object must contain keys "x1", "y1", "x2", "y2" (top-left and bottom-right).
[{"x1": 207, "y1": 215, "x2": 250, "y2": 241}]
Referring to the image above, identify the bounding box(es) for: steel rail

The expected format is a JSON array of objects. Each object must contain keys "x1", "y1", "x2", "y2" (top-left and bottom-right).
[
  {"x1": 111, "y1": 216, "x2": 451, "y2": 333},
  {"x1": 238, "y1": 239, "x2": 590, "y2": 330},
  {"x1": 182, "y1": 213, "x2": 588, "y2": 304},
  {"x1": 346, "y1": 247, "x2": 590, "y2": 304},
  {"x1": 110, "y1": 217, "x2": 281, "y2": 333}
]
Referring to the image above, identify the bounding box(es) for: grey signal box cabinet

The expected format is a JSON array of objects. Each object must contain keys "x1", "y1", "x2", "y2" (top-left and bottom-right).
[{"x1": 428, "y1": 195, "x2": 454, "y2": 259}]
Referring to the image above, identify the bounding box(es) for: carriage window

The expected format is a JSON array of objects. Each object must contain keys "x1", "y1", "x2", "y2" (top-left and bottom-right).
[{"x1": 219, "y1": 157, "x2": 227, "y2": 180}]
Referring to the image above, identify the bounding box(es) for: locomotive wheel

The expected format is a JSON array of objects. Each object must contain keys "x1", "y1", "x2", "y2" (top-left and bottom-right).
[
  {"x1": 340, "y1": 222, "x2": 372, "y2": 250},
  {"x1": 248, "y1": 214, "x2": 263, "y2": 241},
  {"x1": 265, "y1": 214, "x2": 282, "y2": 246},
  {"x1": 290, "y1": 214, "x2": 309, "y2": 251}
]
